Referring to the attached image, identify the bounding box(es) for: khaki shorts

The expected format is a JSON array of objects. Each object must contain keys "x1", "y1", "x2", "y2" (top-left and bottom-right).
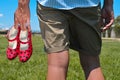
[{"x1": 37, "y1": 2, "x2": 102, "y2": 56}]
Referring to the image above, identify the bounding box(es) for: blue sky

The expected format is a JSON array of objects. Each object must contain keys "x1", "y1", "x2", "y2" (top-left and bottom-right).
[{"x1": 0, "y1": 0, "x2": 120, "y2": 32}]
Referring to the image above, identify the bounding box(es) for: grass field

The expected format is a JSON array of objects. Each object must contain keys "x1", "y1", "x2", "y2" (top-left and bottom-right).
[{"x1": 0, "y1": 35, "x2": 120, "y2": 80}]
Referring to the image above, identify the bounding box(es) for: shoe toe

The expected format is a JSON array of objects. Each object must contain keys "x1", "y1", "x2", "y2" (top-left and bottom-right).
[{"x1": 6, "y1": 48, "x2": 18, "y2": 60}]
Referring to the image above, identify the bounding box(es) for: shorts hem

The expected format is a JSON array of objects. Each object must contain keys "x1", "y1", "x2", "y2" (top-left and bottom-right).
[
  {"x1": 70, "y1": 46, "x2": 101, "y2": 56},
  {"x1": 45, "y1": 46, "x2": 69, "y2": 53}
]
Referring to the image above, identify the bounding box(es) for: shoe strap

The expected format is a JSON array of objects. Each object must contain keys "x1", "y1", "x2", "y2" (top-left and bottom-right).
[
  {"x1": 20, "y1": 31, "x2": 32, "y2": 44},
  {"x1": 20, "y1": 40, "x2": 30, "y2": 44},
  {"x1": 6, "y1": 27, "x2": 21, "y2": 42},
  {"x1": 7, "y1": 37, "x2": 18, "y2": 42}
]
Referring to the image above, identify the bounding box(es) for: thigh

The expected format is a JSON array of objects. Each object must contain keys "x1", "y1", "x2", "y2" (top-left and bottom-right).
[
  {"x1": 37, "y1": 3, "x2": 70, "y2": 53},
  {"x1": 69, "y1": 5, "x2": 102, "y2": 56},
  {"x1": 80, "y1": 54, "x2": 100, "y2": 68}
]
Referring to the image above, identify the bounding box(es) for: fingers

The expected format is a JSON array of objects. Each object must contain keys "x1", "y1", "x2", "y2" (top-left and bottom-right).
[
  {"x1": 20, "y1": 16, "x2": 28, "y2": 31},
  {"x1": 101, "y1": 17, "x2": 114, "y2": 32},
  {"x1": 26, "y1": 19, "x2": 31, "y2": 31},
  {"x1": 102, "y1": 19, "x2": 114, "y2": 32},
  {"x1": 27, "y1": 24, "x2": 31, "y2": 32},
  {"x1": 15, "y1": 15, "x2": 30, "y2": 31},
  {"x1": 14, "y1": 9, "x2": 31, "y2": 31},
  {"x1": 14, "y1": 13, "x2": 19, "y2": 29},
  {"x1": 22, "y1": 16, "x2": 31, "y2": 31}
]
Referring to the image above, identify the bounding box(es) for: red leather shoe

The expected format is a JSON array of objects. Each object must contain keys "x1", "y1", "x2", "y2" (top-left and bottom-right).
[
  {"x1": 19, "y1": 31, "x2": 33, "y2": 62},
  {"x1": 6, "y1": 27, "x2": 20, "y2": 60}
]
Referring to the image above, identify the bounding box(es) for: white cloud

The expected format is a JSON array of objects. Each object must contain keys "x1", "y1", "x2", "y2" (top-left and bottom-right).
[{"x1": 0, "y1": 13, "x2": 3, "y2": 17}]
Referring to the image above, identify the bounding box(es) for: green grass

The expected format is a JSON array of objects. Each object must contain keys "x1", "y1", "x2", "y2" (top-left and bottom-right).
[{"x1": 0, "y1": 35, "x2": 120, "y2": 80}]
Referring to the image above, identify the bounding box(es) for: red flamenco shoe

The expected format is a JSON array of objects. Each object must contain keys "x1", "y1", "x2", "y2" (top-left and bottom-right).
[
  {"x1": 19, "y1": 31, "x2": 33, "y2": 62},
  {"x1": 6, "y1": 27, "x2": 20, "y2": 60}
]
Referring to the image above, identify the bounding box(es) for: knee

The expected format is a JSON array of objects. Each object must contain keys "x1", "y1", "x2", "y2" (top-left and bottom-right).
[
  {"x1": 47, "y1": 51, "x2": 69, "y2": 69},
  {"x1": 48, "y1": 58, "x2": 69, "y2": 69},
  {"x1": 80, "y1": 55, "x2": 104, "y2": 80}
]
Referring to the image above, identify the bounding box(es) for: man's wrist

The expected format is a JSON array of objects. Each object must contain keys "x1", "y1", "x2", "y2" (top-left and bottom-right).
[
  {"x1": 103, "y1": 0, "x2": 113, "y2": 8},
  {"x1": 17, "y1": 0, "x2": 30, "y2": 13},
  {"x1": 18, "y1": 0, "x2": 29, "y2": 8}
]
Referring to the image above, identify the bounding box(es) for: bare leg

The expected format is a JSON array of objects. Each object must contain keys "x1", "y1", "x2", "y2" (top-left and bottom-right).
[
  {"x1": 47, "y1": 50, "x2": 69, "y2": 80},
  {"x1": 79, "y1": 54, "x2": 105, "y2": 80}
]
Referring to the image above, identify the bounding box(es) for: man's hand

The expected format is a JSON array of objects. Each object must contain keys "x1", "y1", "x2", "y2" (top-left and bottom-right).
[
  {"x1": 101, "y1": 0, "x2": 114, "y2": 32},
  {"x1": 14, "y1": 0, "x2": 30, "y2": 31}
]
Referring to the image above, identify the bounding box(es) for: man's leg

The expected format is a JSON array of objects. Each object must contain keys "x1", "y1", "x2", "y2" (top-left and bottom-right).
[
  {"x1": 47, "y1": 50, "x2": 69, "y2": 80},
  {"x1": 79, "y1": 54, "x2": 104, "y2": 80}
]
